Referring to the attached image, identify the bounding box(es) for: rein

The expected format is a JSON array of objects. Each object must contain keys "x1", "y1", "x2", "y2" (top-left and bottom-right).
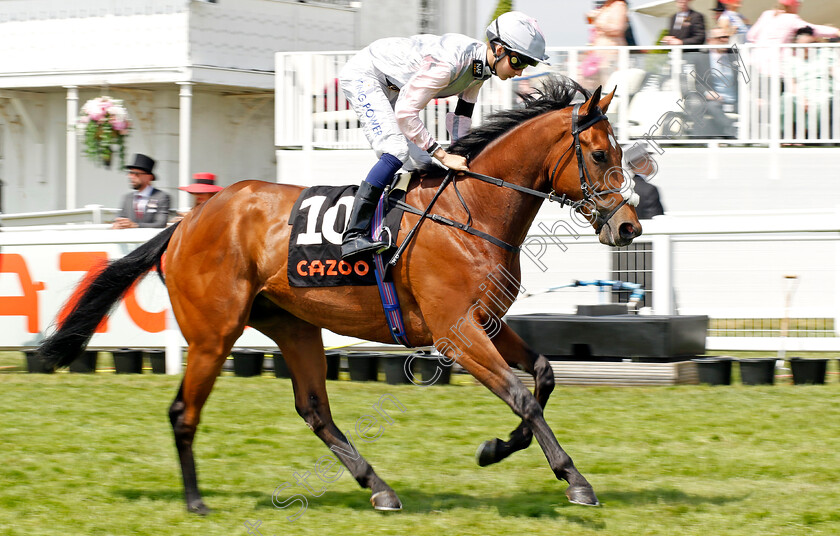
[{"x1": 386, "y1": 102, "x2": 636, "y2": 266}]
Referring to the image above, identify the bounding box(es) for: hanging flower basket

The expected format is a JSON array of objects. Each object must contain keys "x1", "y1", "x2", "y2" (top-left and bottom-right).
[{"x1": 77, "y1": 96, "x2": 131, "y2": 168}]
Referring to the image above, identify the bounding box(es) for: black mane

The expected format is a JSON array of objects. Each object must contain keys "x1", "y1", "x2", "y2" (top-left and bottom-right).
[{"x1": 448, "y1": 76, "x2": 591, "y2": 162}]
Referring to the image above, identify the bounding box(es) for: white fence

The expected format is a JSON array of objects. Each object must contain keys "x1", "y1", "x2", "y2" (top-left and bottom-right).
[
  {"x1": 507, "y1": 206, "x2": 840, "y2": 352},
  {"x1": 1, "y1": 210, "x2": 837, "y2": 356},
  {"x1": 0, "y1": 205, "x2": 119, "y2": 228},
  {"x1": 275, "y1": 43, "x2": 840, "y2": 149}
]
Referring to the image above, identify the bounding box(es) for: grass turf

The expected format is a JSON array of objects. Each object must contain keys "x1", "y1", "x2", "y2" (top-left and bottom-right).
[{"x1": 2, "y1": 360, "x2": 840, "y2": 535}]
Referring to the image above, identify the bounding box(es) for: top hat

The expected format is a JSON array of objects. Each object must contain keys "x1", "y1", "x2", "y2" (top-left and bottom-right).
[
  {"x1": 125, "y1": 153, "x2": 156, "y2": 178},
  {"x1": 624, "y1": 142, "x2": 654, "y2": 163},
  {"x1": 178, "y1": 172, "x2": 224, "y2": 194},
  {"x1": 712, "y1": 1, "x2": 725, "y2": 12}
]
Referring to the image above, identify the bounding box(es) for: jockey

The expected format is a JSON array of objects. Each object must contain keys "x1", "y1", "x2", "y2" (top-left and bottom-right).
[{"x1": 339, "y1": 11, "x2": 549, "y2": 259}]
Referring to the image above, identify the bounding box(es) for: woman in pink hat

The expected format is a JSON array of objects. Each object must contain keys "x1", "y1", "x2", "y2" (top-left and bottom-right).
[
  {"x1": 179, "y1": 172, "x2": 224, "y2": 208},
  {"x1": 748, "y1": 0, "x2": 839, "y2": 45},
  {"x1": 171, "y1": 173, "x2": 224, "y2": 222}
]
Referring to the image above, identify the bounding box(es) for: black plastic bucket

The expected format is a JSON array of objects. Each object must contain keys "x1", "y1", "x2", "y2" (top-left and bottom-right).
[
  {"x1": 789, "y1": 357, "x2": 827, "y2": 385},
  {"x1": 692, "y1": 357, "x2": 732, "y2": 385},
  {"x1": 272, "y1": 352, "x2": 290, "y2": 379},
  {"x1": 69, "y1": 350, "x2": 98, "y2": 373},
  {"x1": 112, "y1": 349, "x2": 143, "y2": 374},
  {"x1": 325, "y1": 350, "x2": 341, "y2": 380},
  {"x1": 24, "y1": 350, "x2": 53, "y2": 373},
  {"x1": 144, "y1": 350, "x2": 166, "y2": 374},
  {"x1": 381, "y1": 354, "x2": 411, "y2": 385},
  {"x1": 347, "y1": 353, "x2": 379, "y2": 382},
  {"x1": 738, "y1": 358, "x2": 776, "y2": 385},
  {"x1": 231, "y1": 349, "x2": 264, "y2": 377},
  {"x1": 417, "y1": 356, "x2": 452, "y2": 386}
]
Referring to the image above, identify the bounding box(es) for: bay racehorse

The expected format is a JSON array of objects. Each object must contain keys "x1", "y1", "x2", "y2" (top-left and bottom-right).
[{"x1": 39, "y1": 78, "x2": 641, "y2": 514}]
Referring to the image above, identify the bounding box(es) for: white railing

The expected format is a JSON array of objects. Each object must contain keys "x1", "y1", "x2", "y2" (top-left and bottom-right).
[
  {"x1": 1, "y1": 210, "x2": 838, "y2": 353},
  {"x1": 275, "y1": 51, "x2": 514, "y2": 150},
  {"x1": 275, "y1": 43, "x2": 840, "y2": 149},
  {"x1": 0, "y1": 205, "x2": 119, "y2": 228},
  {"x1": 508, "y1": 207, "x2": 840, "y2": 352}
]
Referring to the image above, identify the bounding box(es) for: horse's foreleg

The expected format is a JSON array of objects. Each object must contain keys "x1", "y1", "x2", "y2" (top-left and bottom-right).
[
  {"x1": 262, "y1": 318, "x2": 402, "y2": 511},
  {"x1": 476, "y1": 322, "x2": 554, "y2": 467},
  {"x1": 439, "y1": 321, "x2": 598, "y2": 506}
]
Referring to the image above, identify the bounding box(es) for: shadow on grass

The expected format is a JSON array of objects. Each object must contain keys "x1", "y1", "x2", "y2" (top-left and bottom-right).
[
  {"x1": 114, "y1": 488, "x2": 270, "y2": 503},
  {"x1": 256, "y1": 486, "x2": 607, "y2": 525},
  {"x1": 116, "y1": 484, "x2": 741, "y2": 528},
  {"x1": 596, "y1": 487, "x2": 744, "y2": 507}
]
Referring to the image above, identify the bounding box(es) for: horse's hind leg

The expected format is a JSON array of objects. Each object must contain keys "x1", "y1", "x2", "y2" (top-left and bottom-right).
[
  {"x1": 251, "y1": 309, "x2": 402, "y2": 511},
  {"x1": 169, "y1": 316, "x2": 245, "y2": 514},
  {"x1": 476, "y1": 322, "x2": 554, "y2": 467}
]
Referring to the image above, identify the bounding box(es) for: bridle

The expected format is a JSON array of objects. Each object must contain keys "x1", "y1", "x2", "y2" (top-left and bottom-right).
[
  {"x1": 549, "y1": 103, "x2": 637, "y2": 230},
  {"x1": 386, "y1": 100, "x2": 639, "y2": 267},
  {"x1": 464, "y1": 102, "x2": 637, "y2": 232}
]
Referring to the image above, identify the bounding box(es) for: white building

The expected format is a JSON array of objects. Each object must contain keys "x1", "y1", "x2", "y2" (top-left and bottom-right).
[{"x1": 0, "y1": 0, "x2": 476, "y2": 215}]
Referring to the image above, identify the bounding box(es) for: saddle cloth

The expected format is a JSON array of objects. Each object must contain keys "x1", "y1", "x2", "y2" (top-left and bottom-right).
[{"x1": 287, "y1": 184, "x2": 405, "y2": 288}]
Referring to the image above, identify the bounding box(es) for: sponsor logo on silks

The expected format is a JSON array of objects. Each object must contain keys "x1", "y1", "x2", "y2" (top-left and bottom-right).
[
  {"x1": 355, "y1": 79, "x2": 383, "y2": 136},
  {"x1": 472, "y1": 60, "x2": 484, "y2": 78},
  {"x1": 295, "y1": 259, "x2": 370, "y2": 278}
]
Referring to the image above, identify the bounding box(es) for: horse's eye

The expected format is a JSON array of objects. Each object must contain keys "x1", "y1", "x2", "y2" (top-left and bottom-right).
[{"x1": 592, "y1": 151, "x2": 607, "y2": 163}]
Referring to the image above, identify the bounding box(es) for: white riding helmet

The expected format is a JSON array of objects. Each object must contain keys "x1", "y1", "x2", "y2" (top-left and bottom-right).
[{"x1": 485, "y1": 11, "x2": 549, "y2": 64}]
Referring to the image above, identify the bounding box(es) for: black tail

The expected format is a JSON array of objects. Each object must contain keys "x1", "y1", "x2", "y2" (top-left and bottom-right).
[{"x1": 38, "y1": 223, "x2": 180, "y2": 370}]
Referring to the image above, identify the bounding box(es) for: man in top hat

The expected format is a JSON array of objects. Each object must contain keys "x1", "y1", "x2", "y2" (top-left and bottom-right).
[
  {"x1": 661, "y1": 0, "x2": 706, "y2": 46},
  {"x1": 112, "y1": 153, "x2": 171, "y2": 229},
  {"x1": 624, "y1": 143, "x2": 665, "y2": 220}
]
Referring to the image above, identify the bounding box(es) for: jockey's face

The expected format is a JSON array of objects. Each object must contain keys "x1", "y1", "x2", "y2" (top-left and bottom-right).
[{"x1": 491, "y1": 43, "x2": 525, "y2": 80}]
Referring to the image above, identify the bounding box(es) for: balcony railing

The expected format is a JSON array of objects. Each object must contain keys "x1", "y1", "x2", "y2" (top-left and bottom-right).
[{"x1": 275, "y1": 43, "x2": 840, "y2": 149}]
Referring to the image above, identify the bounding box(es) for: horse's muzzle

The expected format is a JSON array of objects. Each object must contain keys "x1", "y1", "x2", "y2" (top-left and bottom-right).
[{"x1": 599, "y1": 218, "x2": 642, "y2": 247}]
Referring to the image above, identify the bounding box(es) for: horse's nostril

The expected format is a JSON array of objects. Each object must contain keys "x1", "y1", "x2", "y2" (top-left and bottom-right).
[{"x1": 619, "y1": 222, "x2": 637, "y2": 240}]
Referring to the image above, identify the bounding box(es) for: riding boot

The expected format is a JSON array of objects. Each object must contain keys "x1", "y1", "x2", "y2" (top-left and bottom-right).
[{"x1": 341, "y1": 181, "x2": 387, "y2": 259}]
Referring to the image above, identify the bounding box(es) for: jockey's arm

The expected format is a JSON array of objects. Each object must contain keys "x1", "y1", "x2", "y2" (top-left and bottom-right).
[{"x1": 395, "y1": 62, "x2": 469, "y2": 171}]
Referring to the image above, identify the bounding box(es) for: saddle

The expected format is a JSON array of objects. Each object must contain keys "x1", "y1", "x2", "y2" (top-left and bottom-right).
[{"x1": 286, "y1": 175, "x2": 409, "y2": 288}]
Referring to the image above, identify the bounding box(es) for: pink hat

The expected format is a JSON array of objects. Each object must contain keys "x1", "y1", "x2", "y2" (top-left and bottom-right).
[
  {"x1": 179, "y1": 172, "x2": 224, "y2": 194},
  {"x1": 779, "y1": 0, "x2": 800, "y2": 6}
]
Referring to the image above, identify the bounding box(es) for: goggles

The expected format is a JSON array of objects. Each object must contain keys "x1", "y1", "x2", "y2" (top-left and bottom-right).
[{"x1": 506, "y1": 50, "x2": 539, "y2": 70}]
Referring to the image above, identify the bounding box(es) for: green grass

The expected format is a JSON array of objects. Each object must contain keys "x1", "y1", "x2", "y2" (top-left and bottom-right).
[{"x1": 3, "y1": 363, "x2": 840, "y2": 535}]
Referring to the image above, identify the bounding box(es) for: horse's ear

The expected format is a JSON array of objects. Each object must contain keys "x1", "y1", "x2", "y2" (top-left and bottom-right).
[
  {"x1": 580, "y1": 86, "x2": 603, "y2": 116},
  {"x1": 599, "y1": 86, "x2": 617, "y2": 114}
]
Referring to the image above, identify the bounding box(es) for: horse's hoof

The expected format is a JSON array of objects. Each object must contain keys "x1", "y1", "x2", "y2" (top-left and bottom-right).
[
  {"x1": 476, "y1": 438, "x2": 500, "y2": 467},
  {"x1": 370, "y1": 490, "x2": 402, "y2": 511},
  {"x1": 187, "y1": 500, "x2": 211, "y2": 516},
  {"x1": 566, "y1": 486, "x2": 600, "y2": 507}
]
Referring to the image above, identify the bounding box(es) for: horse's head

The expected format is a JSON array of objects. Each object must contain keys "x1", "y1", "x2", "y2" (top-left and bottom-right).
[{"x1": 549, "y1": 86, "x2": 642, "y2": 247}]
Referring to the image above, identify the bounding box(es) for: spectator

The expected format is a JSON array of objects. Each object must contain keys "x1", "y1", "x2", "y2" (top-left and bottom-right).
[
  {"x1": 170, "y1": 172, "x2": 224, "y2": 223},
  {"x1": 785, "y1": 26, "x2": 835, "y2": 137},
  {"x1": 588, "y1": 0, "x2": 628, "y2": 47},
  {"x1": 624, "y1": 144, "x2": 664, "y2": 220},
  {"x1": 179, "y1": 172, "x2": 223, "y2": 209},
  {"x1": 112, "y1": 153, "x2": 171, "y2": 229},
  {"x1": 717, "y1": 0, "x2": 750, "y2": 44},
  {"x1": 711, "y1": 1, "x2": 726, "y2": 32},
  {"x1": 661, "y1": 0, "x2": 706, "y2": 46},
  {"x1": 696, "y1": 27, "x2": 740, "y2": 137},
  {"x1": 584, "y1": 0, "x2": 629, "y2": 89},
  {"x1": 747, "y1": 0, "x2": 840, "y2": 45}
]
